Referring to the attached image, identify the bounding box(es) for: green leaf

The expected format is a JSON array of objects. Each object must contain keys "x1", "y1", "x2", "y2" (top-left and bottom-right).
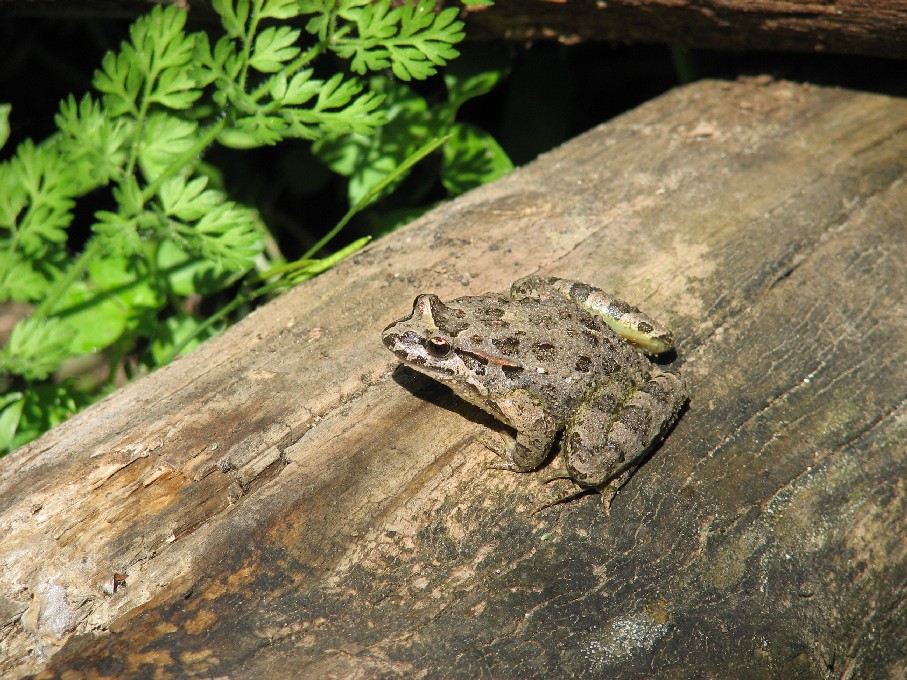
[
  {"x1": 279, "y1": 69, "x2": 320, "y2": 106},
  {"x1": 250, "y1": 26, "x2": 301, "y2": 73},
  {"x1": 313, "y1": 77, "x2": 430, "y2": 205},
  {"x1": 93, "y1": 208, "x2": 143, "y2": 255},
  {"x1": 443, "y1": 48, "x2": 510, "y2": 111},
  {"x1": 283, "y1": 73, "x2": 385, "y2": 138},
  {"x1": 151, "y1": 313, "x2": 218, "y2": 364},
  {"x1": 94, "y1": 5, "x2": 201, "y2": 115},
  {"x1": 0, "y1": 392, "x2": 25, "y2": 453},
  {"x1": 55, "y1": 95, "x2": 131, "y2": 186},
  {"x1": 137, "y1": 113, "x2": 199, "y2": 181},
  {"x1": 6, "y1": 382, "x2": 92, "y2": 453},
  {"x1": 55, "y1": 281, "x2": 129, "y2": 355},
  {"x1": 0, "y1": 250, "x2": 66, "y2": 302},
  {"x1": 187, "y1": 204, "x2": 263, "y2": 271},
  {"x1": 94, "y1": 50, "x2": 142, "y2": 117},
  {"x1": 212, "y1": 0, "x2": 249, "y2": 38},
  {"x1": 0, "y1": 316, "x2": 73, "y2": 380},
  {"x1": 156, "y1": 238, "x2": 233, "y2": 296},
  {"x1": 259, "y1": 0, "x2": 301, "y2": 20},
  {"x1": 88, "y1": 253, "x2": 164, "y2": 316},
  {"x1": 441, "y1": 122, "x2": 513, "y2": 195},
  {"x1": 220, "y1": 114, "x2": 288, "y2": 148},
  {"x1": 333, "y1": 0, "x2": 465, "y2": 81},
  {"x1": 0, "y1": 140, "x2": 76, "y2": 256},
  {"x1": 0, "y1": 103, "x2": 10, "y2": 150},
  {"x1": 159, "y1": 175, "x2": 226, "y2": 221}
]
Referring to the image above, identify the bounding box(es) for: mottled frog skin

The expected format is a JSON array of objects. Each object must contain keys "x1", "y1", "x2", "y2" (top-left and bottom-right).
[{"x1": 382, "y1": 275, "x2": 687, "y2": 506}]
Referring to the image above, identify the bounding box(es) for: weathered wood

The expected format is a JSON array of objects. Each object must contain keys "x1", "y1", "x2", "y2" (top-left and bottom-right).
[
  {"x1": 466, "y1": 0, "x2": 907, "y2": 58},
  {"x1": 3, "y1": 0, "x2": 907, "y2": 59},
  {"x1": 1, "y1": 77, "x2": 906, "y2": 678}
]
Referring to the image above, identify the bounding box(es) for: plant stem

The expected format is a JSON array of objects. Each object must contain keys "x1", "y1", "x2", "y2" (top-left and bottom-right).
[
  {"x1": 32, "y1": 238, "x2": 104, "y2": 319},
  {"x1": 302, "y1": 133, "x2": 450, "y2": 259}
]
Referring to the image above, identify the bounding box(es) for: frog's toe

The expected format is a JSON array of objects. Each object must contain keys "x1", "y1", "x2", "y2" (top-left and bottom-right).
[
  {"x1": 478, "y1": 430, "x2": 511, "y2": 456},
  {"x1": 538, "y1": 465, "x2": 572, "y2": 484},
  {"x1": 485, "y1": 459, "x2": 522, "y2": 472}
]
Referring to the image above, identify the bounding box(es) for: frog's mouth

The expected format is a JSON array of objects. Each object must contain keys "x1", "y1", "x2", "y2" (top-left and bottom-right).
[{"x1": 383, "y1": 331, "x2": 430, "y2": 367}]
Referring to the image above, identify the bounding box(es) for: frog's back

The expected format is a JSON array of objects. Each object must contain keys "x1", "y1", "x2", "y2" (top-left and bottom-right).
[{"x1": 447, "y1": 293, "x2": 650, "y2": 403}]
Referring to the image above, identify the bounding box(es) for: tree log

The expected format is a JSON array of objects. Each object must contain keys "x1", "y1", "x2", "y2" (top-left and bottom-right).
[
  {"x1": 2, "y1": 77, "x2": 906, "y2": 678},
  {"x1": 466, "y1": 0, "x2": 907, "y2": 58},
  {"x1": 4, "y1": 0, "x2": 907, "y2": 59}
]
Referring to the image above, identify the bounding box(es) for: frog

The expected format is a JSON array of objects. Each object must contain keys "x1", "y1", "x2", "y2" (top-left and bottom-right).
[{"x1": 382, "y1": 275, "x2": 687, "y2": 508}]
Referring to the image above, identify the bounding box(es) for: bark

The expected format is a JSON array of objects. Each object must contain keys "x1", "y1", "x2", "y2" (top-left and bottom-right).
[
  {"x1": 1, "y1": 77, "x2": 906, "y2": 679},
  {"x1": 4, "y1": 0, "x2": 907, "y2": 58},
  {"x1": 465, "y1": 0, "x2": 907, "y2": 58}
]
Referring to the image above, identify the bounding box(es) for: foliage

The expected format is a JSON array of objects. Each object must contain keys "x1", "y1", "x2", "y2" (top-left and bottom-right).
[{"x1": 0, "y1": 0, "x2": 508, "y2": 455}]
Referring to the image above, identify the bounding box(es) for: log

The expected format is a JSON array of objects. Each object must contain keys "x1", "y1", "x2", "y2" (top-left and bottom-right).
[
  {"x1": 466, "y1": 0, "x2": 907, "y2": 58},
  {"x1": 3, "y1": 0, "x2": 907, "y2": 59},
  {"x1": 2, "y1": 77, "x2": 906, "y2": 678}
]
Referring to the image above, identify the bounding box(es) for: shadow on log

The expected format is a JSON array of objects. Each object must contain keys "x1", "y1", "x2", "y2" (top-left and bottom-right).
[{"x1": 1, "y1": 77, "x2": 906, "y2": 678}]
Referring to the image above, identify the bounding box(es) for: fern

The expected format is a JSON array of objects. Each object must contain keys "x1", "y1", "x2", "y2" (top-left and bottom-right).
[{"x1": 0, "y1": 0, "x2": 470, "y2": 454}]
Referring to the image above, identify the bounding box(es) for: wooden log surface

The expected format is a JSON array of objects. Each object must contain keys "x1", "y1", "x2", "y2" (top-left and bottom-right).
[
  {"x1": 465, "y1": 0, "x2": 907, "y2": 58},
  {"x1": 3, "y1": 0, "x2": 907, "y2": 59},
  {"x1": 1, "y1": 77, "x2": 906, "y2": 678}
]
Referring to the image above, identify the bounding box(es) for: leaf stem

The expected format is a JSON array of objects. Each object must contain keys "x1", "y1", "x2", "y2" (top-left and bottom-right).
[
  {"x1": 302, "y1": 133, "x2": 450, "y2": 260},
  {"x1": 31, "y1": 238, "x2": 104, "y2": 319}
]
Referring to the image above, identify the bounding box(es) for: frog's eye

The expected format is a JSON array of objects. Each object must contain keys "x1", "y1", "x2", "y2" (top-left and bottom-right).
[{"x1": 426, "y1": 336, "x2": 453, "y2": 357}]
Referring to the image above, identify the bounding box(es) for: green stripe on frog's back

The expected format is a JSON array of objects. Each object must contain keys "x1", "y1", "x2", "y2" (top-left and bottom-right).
[{"x1": 546, "y1": 278, "x2": 675, "y2": 356}]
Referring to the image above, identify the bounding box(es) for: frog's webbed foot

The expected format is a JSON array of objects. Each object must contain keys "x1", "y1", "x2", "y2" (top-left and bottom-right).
[
  {"x1": 538, "y1": 465, "x2": 571, "y2": 484},
  {"x1": 595, "y1": 462, "x2": 643, "y2": 514},
  {"x1": 480, "y1": 395, "x2": 557, "y2": 473},
  {"x1": 511, "y1": 275, "x2": 676, "y2": 356},
  {"x1": 532, "y1": 486, "x2": 596, "y2": 514},
  {"x1": 480, "y1": 431, "x2": 533, "y2": 472}
]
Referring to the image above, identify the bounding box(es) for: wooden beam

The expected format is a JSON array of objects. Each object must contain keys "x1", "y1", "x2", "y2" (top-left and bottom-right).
[{"x1": 2, "y1": 77, "x2": 906, "y2": 677}]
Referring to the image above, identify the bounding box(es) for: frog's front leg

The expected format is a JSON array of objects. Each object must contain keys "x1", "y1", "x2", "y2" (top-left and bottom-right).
[
  {"x1": 564, "y1": 370, "x2": 687, "y2": 502},
  {"x1": 511, "y1": 275, "x2": 676, "y2": 355},
  {"x1": 482, "y1": 390, "x2": 558, "y2": 472}
]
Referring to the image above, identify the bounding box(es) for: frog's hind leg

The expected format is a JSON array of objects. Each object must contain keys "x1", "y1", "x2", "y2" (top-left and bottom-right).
[
  {"x1": 565, "y1": 370, "x2": 687, "y2": 509},
  {"x1": 510, "y1": 275, "x2": 676, "y2": 355}
]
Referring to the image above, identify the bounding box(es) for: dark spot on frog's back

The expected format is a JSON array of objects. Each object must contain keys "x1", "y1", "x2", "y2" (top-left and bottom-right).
[
  {"x1": 434, "y1": 309, "x2": 471, "y2": 337},
  {"x1": 600, "y1": 356, "x2": 619, "y2": 374},
  {"x1": 607, "y1": 299, "x2": 633, "y2": 317},
  {"x1": 532, "y1": 342, "x2": 557, "y2": 362},
  {"x1": 569, "y1": 282, "x2": 593, "y2": 301},
  {"x1": 579, "y1": 314, "x2": 599, "y2": 331},
  {"x1": 575, "y1": 356, "x2": 593, "y2": 372},
  {"x1": 501, "y1": 364, "x2": 524, "y2": 379},
  {"x1": 491, "y1": 336, "x2": 519, "y2": 355}
]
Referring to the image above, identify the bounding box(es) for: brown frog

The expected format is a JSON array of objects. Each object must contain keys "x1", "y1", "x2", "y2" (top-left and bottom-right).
[{"x1": 382, "y1": 275, "x2": 687, "y2": 507}]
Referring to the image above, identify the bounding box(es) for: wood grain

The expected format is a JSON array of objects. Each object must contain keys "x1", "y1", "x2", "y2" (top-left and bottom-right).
[
  {"x1": 465, "y1": 0, "x2": 907, "y2": 58},
  {"x1": 2, "y1": 77, "x2": 906, "y2": 678}
]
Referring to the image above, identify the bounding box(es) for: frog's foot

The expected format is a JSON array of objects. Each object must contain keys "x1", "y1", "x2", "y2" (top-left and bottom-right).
[
  {"x1": 479, "y1": 430, "x2": 516, "y2": 468},
  {"x1": 480, "y1": 431, "x2": 530, "y2": 472},
  {"x1": 532, "y1": 487, "x2": 595, "y2": 514},
  {"x1": 595, "y1": 463, "x2": 641, "y2": 514},
  {"x1": 478, "y1": 416, "x2": 555, "y2": 473},
  {"x1": 538, "y1": 465, "x2": 572, "y2": 484}
]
